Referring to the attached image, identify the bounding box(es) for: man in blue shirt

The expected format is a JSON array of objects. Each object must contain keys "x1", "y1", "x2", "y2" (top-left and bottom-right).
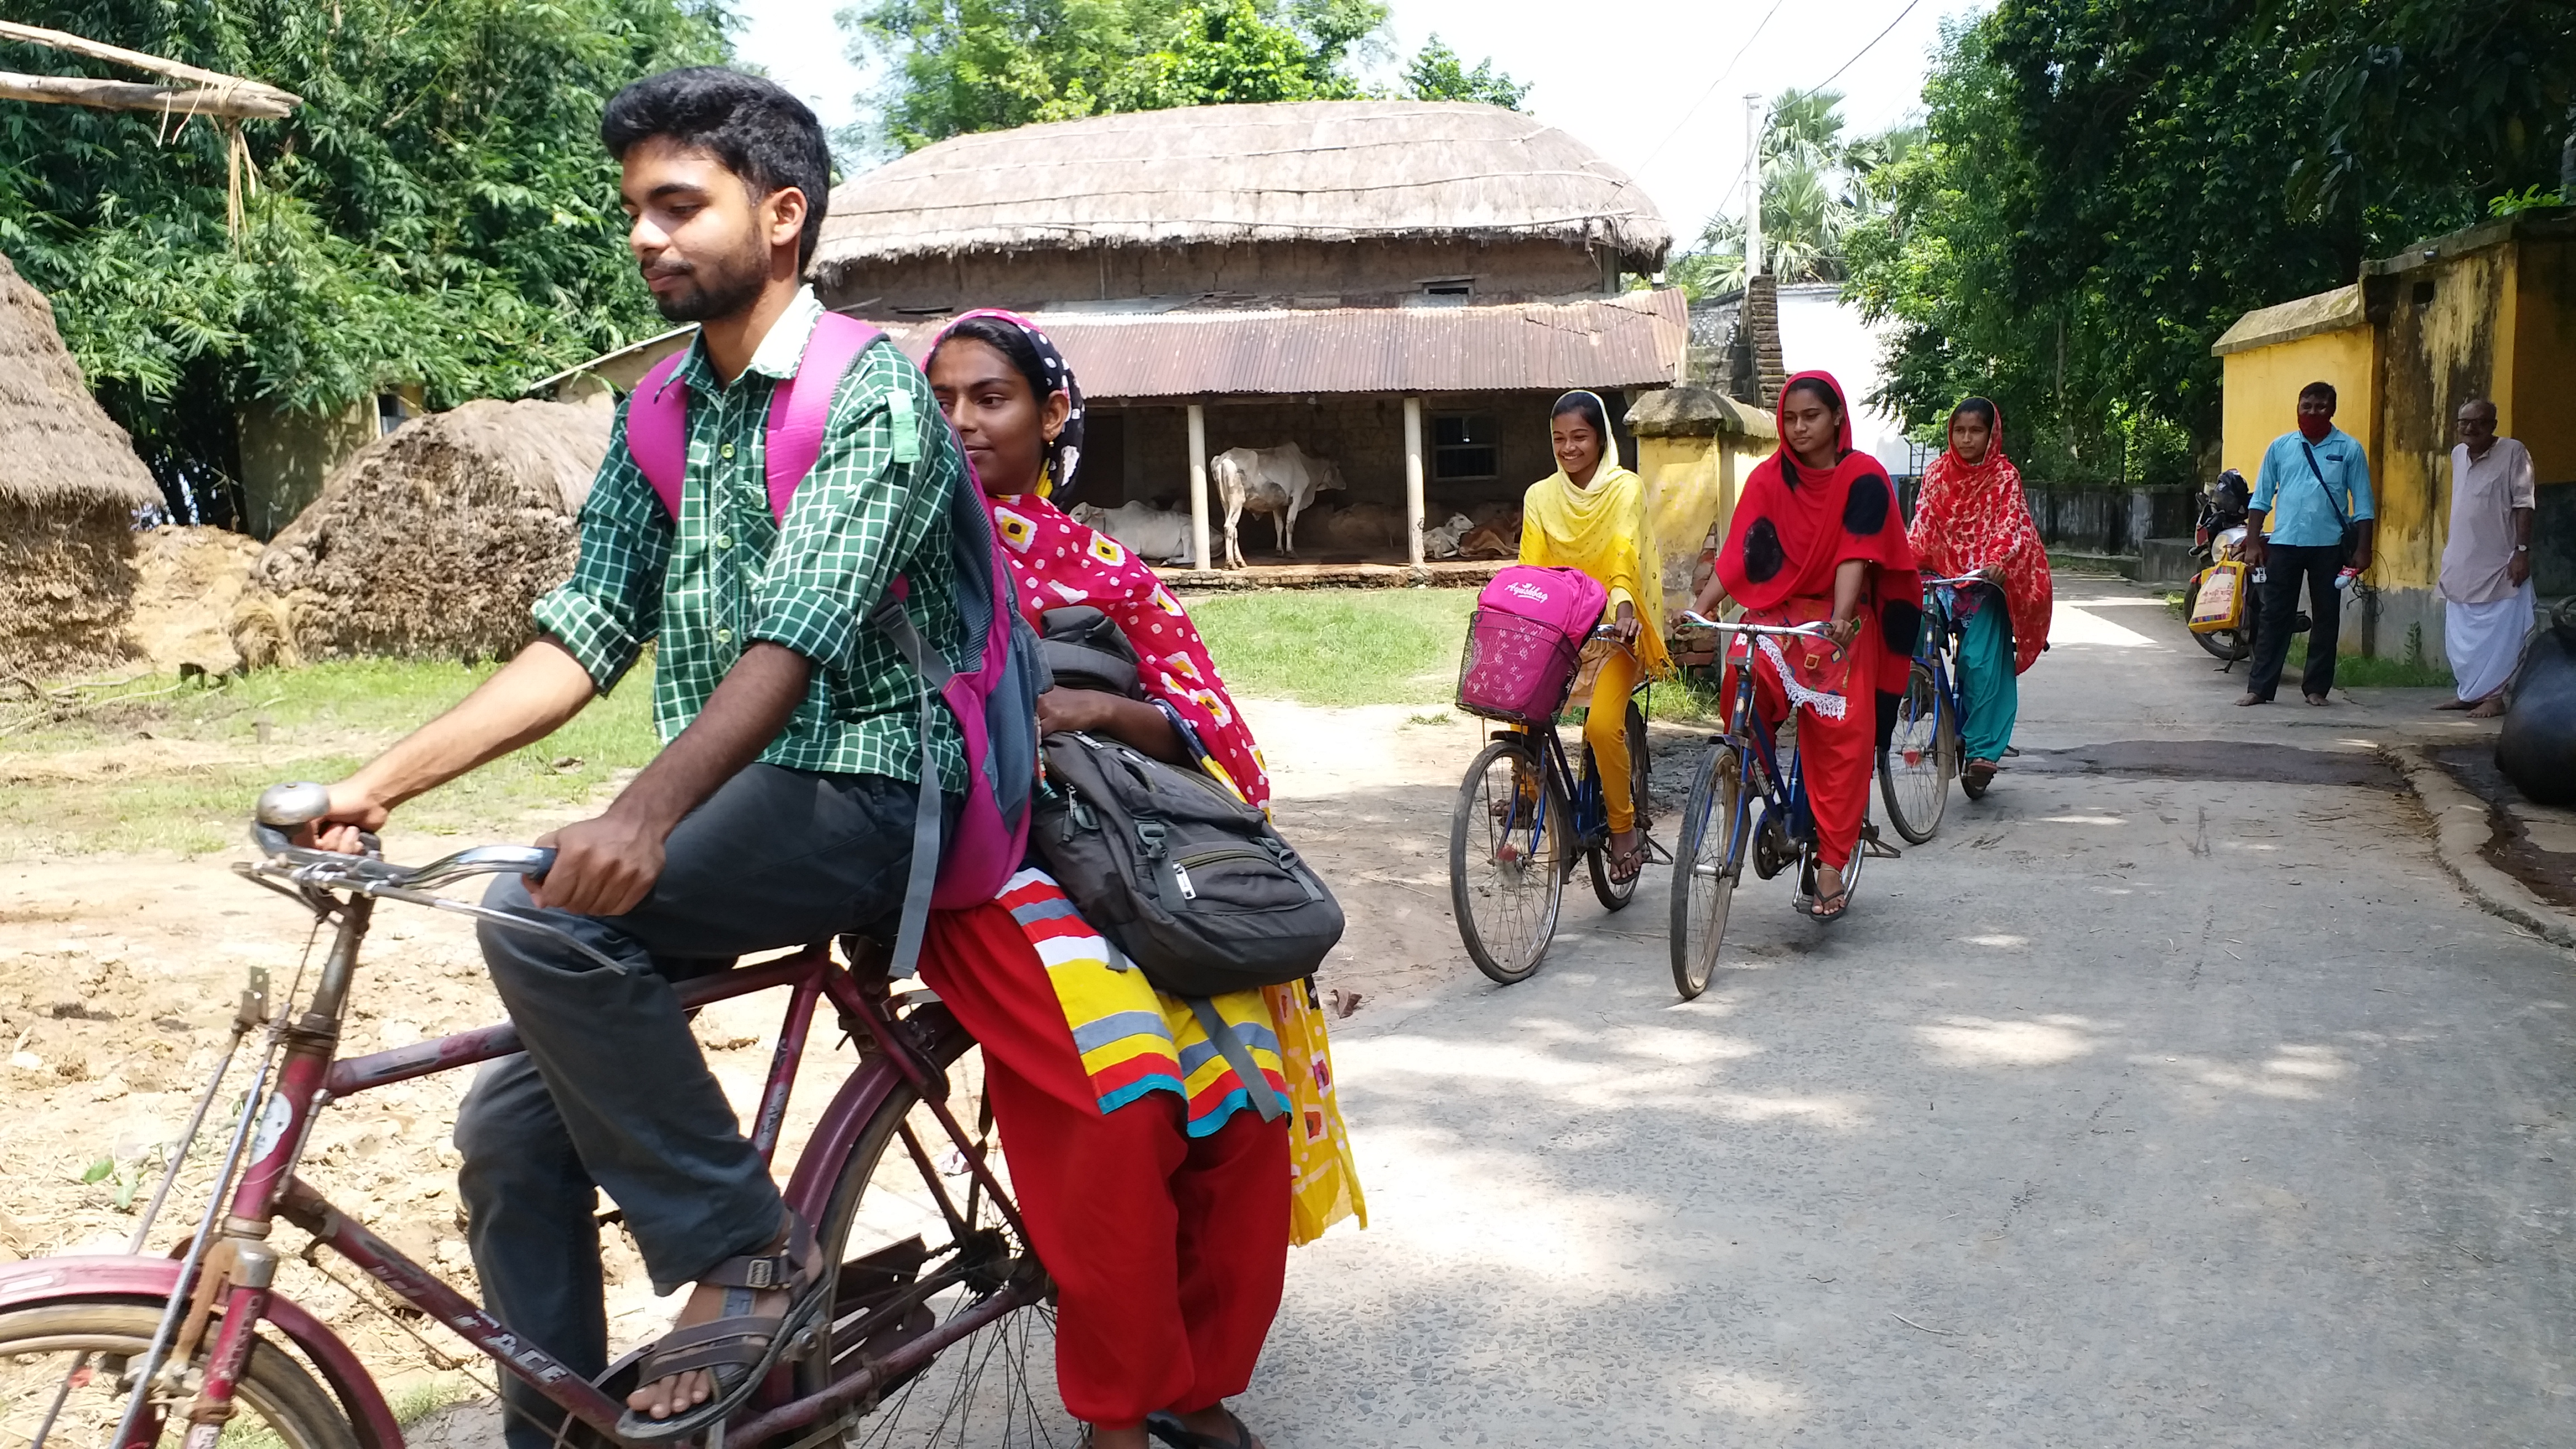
[{"x1": 2241, "y1": 380, "x2": 2375, "y2": 705}]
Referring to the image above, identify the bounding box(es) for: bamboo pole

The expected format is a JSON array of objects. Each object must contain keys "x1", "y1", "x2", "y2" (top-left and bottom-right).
[
  {"x1": 0, "y1": 72, "x2": 295, "y2": 120},
  {"x1": 0, "y1": 20, "x2": 299, "y2": 106}
]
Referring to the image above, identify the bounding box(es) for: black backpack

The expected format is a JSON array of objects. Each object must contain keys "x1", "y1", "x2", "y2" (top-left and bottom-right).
[
  {"x1": 1034, "y1": 729, "x2": 1344, "y2": 996},
  {"x1": 1029, "y1": 607, "x2": 1344, "y2": 995}
]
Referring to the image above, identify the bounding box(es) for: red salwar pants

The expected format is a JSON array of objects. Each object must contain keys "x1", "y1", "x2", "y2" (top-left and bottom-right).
[
  {"x1": 918, "y1": 903, "x2": 1290, "y2": 1431},
  {"x1": 1721, "y1": 605, "x2": 1881, "y2": 870}
]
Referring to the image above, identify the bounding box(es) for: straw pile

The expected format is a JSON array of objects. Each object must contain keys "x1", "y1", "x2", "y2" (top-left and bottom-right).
[
  {"x1": 0, "y1": 250, "x2": 163, "y2": 678},
  {"x1": 816, "y1": 100, "x2": 1673, "y2": 276},
  {"x1": 242, "y1": 400, "x2": 608, "y2": 664}
]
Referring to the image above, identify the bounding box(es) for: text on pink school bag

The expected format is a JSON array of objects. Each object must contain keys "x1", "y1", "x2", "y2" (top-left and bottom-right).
[
  {"x1": 622, "y1": 312, "x2": 1046, "y2": 976},
  {"x1": 1455, "y1": 565, "x2": 1610, "y2": 724}
]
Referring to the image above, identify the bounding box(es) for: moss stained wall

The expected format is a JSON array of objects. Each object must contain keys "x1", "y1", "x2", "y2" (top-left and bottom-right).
[{"x1": 2375, "y1": 246, "x2": 2508, "y2": 596}]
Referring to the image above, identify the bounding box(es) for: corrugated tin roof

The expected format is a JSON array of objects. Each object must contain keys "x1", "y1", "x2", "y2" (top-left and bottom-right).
[{"x1": 877, "y1": 290, "x2": 1688, "y2": 399}]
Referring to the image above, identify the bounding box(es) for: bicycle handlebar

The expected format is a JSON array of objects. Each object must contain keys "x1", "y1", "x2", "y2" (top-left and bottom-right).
[
  {"x1": 250, "y1": 781, "x2": 556, "y2": 892},
  {"x1": 1680, "y1": 613, "x2": 1832, "y2": 640},
  {"x1": 1921, "y1": 572, "x2": 1999, "y2": 589}
]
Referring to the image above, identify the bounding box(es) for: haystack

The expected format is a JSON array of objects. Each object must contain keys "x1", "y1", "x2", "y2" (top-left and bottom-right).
[
  {"x1": 0, "y1": 250, "x2": 163, "y2": 677},
  {"x1": 243, "y1": 399, "x2": 608, "y2": 664}
]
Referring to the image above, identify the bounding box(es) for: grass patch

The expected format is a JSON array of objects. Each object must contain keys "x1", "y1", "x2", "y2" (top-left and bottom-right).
[
  {"x1": 1184, "y1": 588, "x2": 1476, "y2": 707},
  {"x1": 0, "y1": 656, "x2": 660, "y2": 856},
  {"x1": 2284, "y1": 634, "x2": 2455, "y2": 689}
]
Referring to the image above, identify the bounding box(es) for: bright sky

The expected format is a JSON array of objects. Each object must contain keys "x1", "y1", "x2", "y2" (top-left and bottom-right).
[{"x1": 731, "y1": 0, "x2": 1977, "y2": 254}]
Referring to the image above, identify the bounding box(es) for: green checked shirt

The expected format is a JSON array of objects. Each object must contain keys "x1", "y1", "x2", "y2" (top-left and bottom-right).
[{"x1": 534, "y1": 287, "x2": 969, "y2": 792}]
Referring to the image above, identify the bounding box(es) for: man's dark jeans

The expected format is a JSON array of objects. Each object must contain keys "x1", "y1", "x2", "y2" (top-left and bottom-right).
[
  {"x1": 456, "y1": 763, "x2": 951, "y2": 1449},
  {"x1": 2246, "y1": 542, "x2": 2347, "y2": 702}
]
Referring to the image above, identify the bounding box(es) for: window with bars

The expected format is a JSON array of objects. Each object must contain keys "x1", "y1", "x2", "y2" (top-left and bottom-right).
[{"x1": 1432, "y1": 413, "x2": 1499, "y2": 481}]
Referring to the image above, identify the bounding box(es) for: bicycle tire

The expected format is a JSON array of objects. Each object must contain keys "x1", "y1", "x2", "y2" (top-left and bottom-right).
[
  {"x1": 1450, "y1": 736, "x2": 1569, "y2": 985},
  {"x1": 1669, "y1": 744, "x2": 1746, "y2": 1000},
  {"x1": 0, "y1": 1300, "x2": 361, "y2": 1449},
  {"x1": 804, "y1": 1007, "x2": 1067, "y2": 1447},
  {"x1": 1878, "y1": 663, "x2": 1949, "y2": 844},
  {"x1": 1583, "y1": 703, "x2": 1652, "y2": 912}
]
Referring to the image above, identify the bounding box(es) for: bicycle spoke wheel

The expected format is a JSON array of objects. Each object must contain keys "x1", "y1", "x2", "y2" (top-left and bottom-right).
[
  {"x1": 1581, "y1": 703, "x2": 1652, "y2": 912},
  {"x1": 1450, "y1": 737, "x2": 1569, "y2": 985},
  {"x1": 1877, "y1": 662, "x2": 1948, "y2": 844},
  {"x1": 1669, "y1": 745, "x2": 1746, "y2": 1000},
  {"x1": 0, "y1": 1303, "x2": 359, "y2": 1449},
  {"x1": 815, "y1": 1010, "x2": 1071, "y2": 1449}
]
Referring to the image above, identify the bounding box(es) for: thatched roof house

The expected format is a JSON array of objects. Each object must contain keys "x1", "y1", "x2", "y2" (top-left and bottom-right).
[
  {"x1": 0, "y1": 250, "x2": 162, "y2": 676},
  {"x1": 239, "y1": 399, "x2": 609, "y2": 665},
  {"x1": 541, "y1": 101, "x2": 1685, "y2": 570},
  {"x1": 812, "y1": 100, "x2": 1670, "y2": 300}
]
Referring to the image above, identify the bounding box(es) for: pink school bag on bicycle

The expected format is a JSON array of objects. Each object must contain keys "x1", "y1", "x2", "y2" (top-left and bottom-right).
[
  {"x1": 1455, "y1": 565, "x2": 1609, "y2": 724},
  {"x1": 623, "y1": 312, "x2": 1045, "y2": 973}
]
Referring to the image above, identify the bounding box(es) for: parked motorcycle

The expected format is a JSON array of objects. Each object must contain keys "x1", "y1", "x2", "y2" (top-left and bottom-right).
[{"x1": 2182, "y1": 469, "x2": 2305, "y2": 669}]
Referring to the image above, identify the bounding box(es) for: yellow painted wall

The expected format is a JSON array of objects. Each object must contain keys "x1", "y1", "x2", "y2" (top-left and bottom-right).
[
  {"x1": 2509, "y1": 239, "x2": 2576, "y2": 483},
  {"x1": 2217, "y1": 325, "x2": 2377, "y2": 482},
  {"x1": 1637, "y1": 432, "x2": 1770, "y2": 614},
  {"x1": 2373, "y1": 245, "x2": 2512, "y2": 593}
]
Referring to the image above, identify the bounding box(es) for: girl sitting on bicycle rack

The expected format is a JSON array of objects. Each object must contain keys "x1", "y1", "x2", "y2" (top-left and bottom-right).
[
  {"x1": 1692, "y1": 371, "x2": 1921, "y2": 922},
  {"x1": 1517, "y1": 389, "x2": 1671, "y2": 883},
  {"x1": 1905, "y1": 397, "x2": 2052, "y2": 791},
  {"x1": 920, "y1": 311, "x2": 1363, "y2": 1449}
]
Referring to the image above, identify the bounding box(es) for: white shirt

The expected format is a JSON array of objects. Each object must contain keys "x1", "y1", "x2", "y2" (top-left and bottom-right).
[{"x1": 2440, "y1": 437, "x2": 2536, "y2": 604}]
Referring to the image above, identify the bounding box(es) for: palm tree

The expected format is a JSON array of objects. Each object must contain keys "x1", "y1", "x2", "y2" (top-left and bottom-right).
[{"x1": 1660, "y1": 89, "x2": 1922, "y2": 297}]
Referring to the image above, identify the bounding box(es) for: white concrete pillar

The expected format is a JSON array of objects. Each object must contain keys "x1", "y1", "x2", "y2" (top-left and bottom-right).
[
  {"x1": 1186, "y1": 402, "x2": 1210, "y2": 570},
  {"x1": 1403, "y1": 395, "x2": 1426, "y2": 566}
]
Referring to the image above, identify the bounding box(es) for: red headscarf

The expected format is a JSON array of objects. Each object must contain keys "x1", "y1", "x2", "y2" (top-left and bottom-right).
[
  {"x1": 1716, "y1": 371, "x2": 1921, "y2": 637},
  {"x1": 1906, "y1": 398, "x2": 2052, "y2": 673},
  {"x1": 1712, "y1": 372, "x2": 1921, "y2": 736}
]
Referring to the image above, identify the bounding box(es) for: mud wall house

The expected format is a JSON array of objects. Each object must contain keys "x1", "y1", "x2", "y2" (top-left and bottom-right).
[
  {"x1": 236, "y1": 383, "x2": 428, "y2": 539},
  {"x1": 805, "y1": 99, "x2": 1689, "y2": 567},
  {"x1": 2214, "y1": 212, "x2": 2576, "y2": 663},
  {"x1": 0, "y1": 250, "x2": 163, "y2": 676}
]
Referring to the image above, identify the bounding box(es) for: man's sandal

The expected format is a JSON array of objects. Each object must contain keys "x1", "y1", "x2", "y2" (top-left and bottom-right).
[
  {"x1": 1147, "y1": 1408, "x2": 1262, "y2": 1449},
  {"x1": 615, "y1": 1213, "x2": 830, "y2": 1442}
]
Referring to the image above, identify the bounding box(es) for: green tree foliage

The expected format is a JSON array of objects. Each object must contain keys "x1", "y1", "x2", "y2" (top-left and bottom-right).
[
  {"x1": 849, "y1": 0, "x2": 1400, "y2": 154},
  {"x1": 1664, "y1": 89, "x2": 1921, "y2": 297},
  {"x1": 1841, "y1": 2, "x2": 2533, "y2": 485},
  {"x1": 0, "y1": 1, "x2": 727, "y2": 516},
  {"x1": 1401, "y1": 35, "x2": 1528, "y2": 110}
]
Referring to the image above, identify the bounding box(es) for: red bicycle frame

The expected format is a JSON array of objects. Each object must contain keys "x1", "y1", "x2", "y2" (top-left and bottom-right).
[{"x1": 7, "y1": 916, "x2": 1038, "y2": 1449}]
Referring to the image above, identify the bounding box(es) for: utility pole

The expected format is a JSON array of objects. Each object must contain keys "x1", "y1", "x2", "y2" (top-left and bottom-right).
[{"x1": 1744, "y1": 92, "x2": 1764, "y2": 278}]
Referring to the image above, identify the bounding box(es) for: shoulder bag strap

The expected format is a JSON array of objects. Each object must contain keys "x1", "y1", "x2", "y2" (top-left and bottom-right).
[
  {"x1": 2299, "y1": 441, "x2": 2352, "y2": 533},
  {"x1": 1185, "y1": 997, "x2": 1287, "y2": 1123}
]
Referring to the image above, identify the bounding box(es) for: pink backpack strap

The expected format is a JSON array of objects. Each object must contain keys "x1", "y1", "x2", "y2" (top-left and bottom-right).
[
  {"x1": 764, "y1": 312, "x2": 883, "y2": 521},
  {"x1": 626, "y1": 349, "x2": 693, "y2": 518},
  {"x1": 624, "y1": 313, "x2": 886, "y2": 523}
]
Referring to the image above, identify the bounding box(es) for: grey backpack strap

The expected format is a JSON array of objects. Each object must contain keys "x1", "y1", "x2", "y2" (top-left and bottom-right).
[
  {"x1": 1186, "y1": 996, "x2": 1286, "y2": 1124},
  {"x1": 872, "y1": 595, "x2": 955, "y2": 980}
]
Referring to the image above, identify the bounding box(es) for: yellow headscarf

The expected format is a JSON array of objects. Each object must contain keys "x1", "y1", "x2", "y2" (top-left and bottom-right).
[{"x1": 1519, "y1": 391, "x2": 1672, "y2": 676}]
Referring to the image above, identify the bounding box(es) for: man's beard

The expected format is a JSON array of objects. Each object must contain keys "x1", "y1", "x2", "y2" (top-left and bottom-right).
[{"x1": 647, "y1": 238, "x2": 769, "y2": 323}]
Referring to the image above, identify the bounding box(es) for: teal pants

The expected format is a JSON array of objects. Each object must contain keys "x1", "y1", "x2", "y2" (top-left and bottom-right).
[{"x1": 1958, "y1": 600, "x2": 2018, "y2": 763}]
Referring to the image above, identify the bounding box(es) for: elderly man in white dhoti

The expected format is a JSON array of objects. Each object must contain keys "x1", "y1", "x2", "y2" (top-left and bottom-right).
[{"x1": 2436, "y1": 398, "x2": 2537, "y2": 718}]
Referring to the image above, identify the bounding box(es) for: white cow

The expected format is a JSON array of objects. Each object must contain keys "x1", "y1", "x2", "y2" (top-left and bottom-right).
[
  {"x1": 1209, "y1": 443, "x2": 1347, "y2": 569},
  {"x1": 1070, "y1": 501, "x2": 1200, "y2": 566}
]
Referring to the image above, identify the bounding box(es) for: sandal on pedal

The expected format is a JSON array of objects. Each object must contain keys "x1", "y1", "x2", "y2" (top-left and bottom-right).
[
  {"x1": 615, "y1": 1213, "x2": 829, "y2": 1442},
  {"x1": 1963, "y1": 759, "x2": 1998, "y2": 790},
  {"x1": 1801, "y1": 887, "x2": 1852, "y2": 922},
  {"x1": 1608, "y1": 833, "x2": 1647, "y2": 884},
  {"x1": 1147, "y1": 1408, "x2": 1261, "y2": 1449}
]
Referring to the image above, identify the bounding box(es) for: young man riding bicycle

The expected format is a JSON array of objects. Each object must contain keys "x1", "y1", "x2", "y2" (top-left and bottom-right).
[{"x1": 299, "y1": 69, "x2": 969, "y2": 1446}]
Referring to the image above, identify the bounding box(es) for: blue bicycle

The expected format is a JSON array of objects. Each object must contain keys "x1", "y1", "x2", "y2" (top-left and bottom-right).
[
  {"x1": 1877, "y1": 571, "x2": 1993, "y2": 844},
  {"x1": 1449, "y1": 631, "x2": 1654, "y2": 986},
  {"x1": 1667, "y1": 617, "x2": 1878, "y2": 1000}
]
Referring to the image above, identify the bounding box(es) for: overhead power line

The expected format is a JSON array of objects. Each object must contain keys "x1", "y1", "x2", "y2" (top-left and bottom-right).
[
  {"x1": 1813, "y1": 0, "x2": 1929, "y2": 94},
  {"x1": 1635, "y1": 0, "x2": 1788, "y2": 174}
]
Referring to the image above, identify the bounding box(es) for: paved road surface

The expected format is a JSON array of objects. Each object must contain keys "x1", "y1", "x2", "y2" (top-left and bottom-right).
[{"x1": 1253, "y1": 582, "x2": 2574, "y2": 1447}]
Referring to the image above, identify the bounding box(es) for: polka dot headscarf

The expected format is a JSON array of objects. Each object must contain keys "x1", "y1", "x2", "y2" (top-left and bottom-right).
[{"x1": 930, "y1": 308, "x2": 1085, "y2": 498}]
